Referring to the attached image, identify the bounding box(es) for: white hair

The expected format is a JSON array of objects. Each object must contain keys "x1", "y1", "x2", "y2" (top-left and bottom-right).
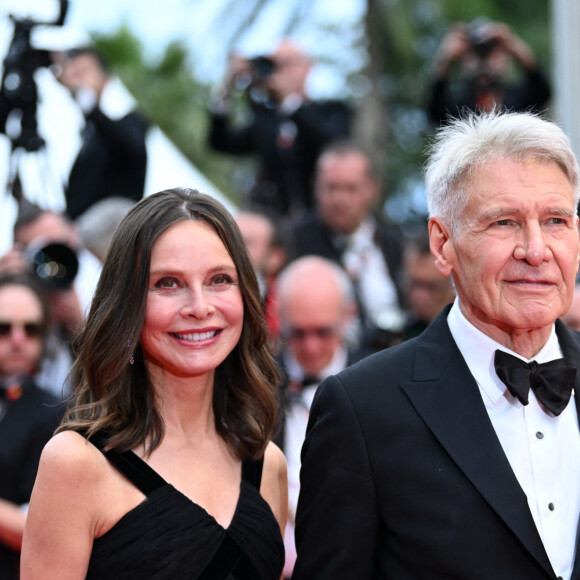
[{"x1": 425, "y1": 110, "x2": 580, "y2": 234}]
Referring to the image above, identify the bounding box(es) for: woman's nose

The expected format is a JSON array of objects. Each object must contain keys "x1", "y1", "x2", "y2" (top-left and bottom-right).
[{"x1": 181, "y1": 288, "x2": 215, "y2": 319}]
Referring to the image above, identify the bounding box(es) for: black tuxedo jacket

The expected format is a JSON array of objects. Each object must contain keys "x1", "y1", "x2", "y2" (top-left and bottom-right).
[
  {"x1": 273, "y1": 348, "x2": 365, "y2": 452},
  {"x1": 0, "y1": 379, "x2": 63, "y2": 580},
  {"x1": 293, "y1": 306, "x2": 580, "y2": 580},
  {"x1": 66, "y1": 108, "x2": 148, "y2": 220},
  {"x1": 209, "y1": 100, "x2": 351, "y2": 215}
]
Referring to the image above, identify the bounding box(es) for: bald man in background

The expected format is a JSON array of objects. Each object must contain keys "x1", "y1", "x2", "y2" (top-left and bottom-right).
[{"x1": 273, "y1": 256, "x2": 358, "y2": 578}]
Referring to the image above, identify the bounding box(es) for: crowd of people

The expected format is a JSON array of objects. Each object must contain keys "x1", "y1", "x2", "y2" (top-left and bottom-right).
[{"x1": 1, "y1": 14, "x2": 579, "y2": 580}]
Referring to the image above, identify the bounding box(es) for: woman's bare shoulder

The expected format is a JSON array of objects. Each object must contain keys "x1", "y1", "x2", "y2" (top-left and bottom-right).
[
  {"x1": 39, "y1": 430, "x2": 107, "y2": 483},
  {"x1": 22, "y1": 431, "x2": 108, "y2": 577},
  {"x1": 263, "y1": 440, "x2": 287, "y2": 478},
  {"x1": 260, "y1": 441, "x2": 288, "y2": 533}
]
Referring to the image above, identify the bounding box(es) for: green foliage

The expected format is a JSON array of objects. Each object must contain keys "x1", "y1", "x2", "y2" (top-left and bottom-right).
[
  {"x1": 362, "y1": 0, "x2": 551, "y2": 230},
  {"x1": 88, "y1": 0, "x2": 553, "y2": 225},
  {"x1": 93, "y1": 24, "x2": 143, "y2": 68},
  {"x1": 92, "y1": 26, "x2": 243, "y2": 202}
]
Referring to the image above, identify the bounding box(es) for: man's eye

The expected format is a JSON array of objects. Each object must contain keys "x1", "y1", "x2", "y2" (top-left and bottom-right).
[{"x1": 494, "y1": 219, "x2": 511, "y2": 226}]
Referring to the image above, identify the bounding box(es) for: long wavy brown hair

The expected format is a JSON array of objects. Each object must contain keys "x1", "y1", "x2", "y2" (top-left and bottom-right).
[{"x1": 58, "y1": 188, "x2": 280, "y2": 459}]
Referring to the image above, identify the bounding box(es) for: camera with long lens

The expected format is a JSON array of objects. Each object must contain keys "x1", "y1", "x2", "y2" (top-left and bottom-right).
[
  {"x1": 0, "y1": 0, "x2": 69, "y2": 153},
  {"x1": 467, "y1": 19, "x2": 498, "y2": 60},
  {"x1": 26, "y1": 241, "x2": 79, "y2": 291},
  {"x1": 249, "y1": 56, "x2": 277, "y2": 81}
]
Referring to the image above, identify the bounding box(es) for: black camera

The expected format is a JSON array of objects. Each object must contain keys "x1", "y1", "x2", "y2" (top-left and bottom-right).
[
  {"x1": 0, "y1": 0, "x2": 69, "y2": 153},
  {"x1": 26, "y1": 241, "x2": 79, "y2": 291},
  {"x1": 249, "y1": 56, "x2": 277, "y2": 80},
  {"x1": 467, "y1": 19, "x2": 498, "y2": 59}
]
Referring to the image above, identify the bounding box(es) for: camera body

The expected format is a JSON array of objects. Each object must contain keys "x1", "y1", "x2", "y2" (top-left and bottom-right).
[
  {"x1": 248, "y1": 56, "x2": 277, "y2": 81},
  {"x1": 0, "y1": 0, "x2": 69, "y2": 152},
  {"x1": 467, "y1": 19, "x2": 498, "y2": 59}
]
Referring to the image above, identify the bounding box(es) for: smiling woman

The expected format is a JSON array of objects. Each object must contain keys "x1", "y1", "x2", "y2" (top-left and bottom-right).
[
  {"x1": 141, "y1": 220, "x2": 245, "y2": 383},
  {"x1": 20, "y1": 188, "x2": 287, "y2": 580}
]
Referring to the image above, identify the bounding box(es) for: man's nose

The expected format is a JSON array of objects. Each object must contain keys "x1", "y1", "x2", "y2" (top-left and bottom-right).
[
  {"x1": 8, "y1": 325, "x2": 29, "y2": 344},
  {"x1": 514, "y1": 223, "x2": 551, "y2": 265}
]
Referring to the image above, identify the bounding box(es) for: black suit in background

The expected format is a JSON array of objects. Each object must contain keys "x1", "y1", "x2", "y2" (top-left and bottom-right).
[
  {"x1": 292, "y1": 212, "x2": 405, "y2": 349},
  {"x1": 0, "y1": 379, "x2": 62, "y2": 579},
  {"x1": 293, "y1": 306, "x2": 580, "y2": 580},
  {"x1": 209, "y1": 99, "x2": 351, "y2": 217},
  {"x1": 273, "y1": 348, "x2": 364, "y2": 453},
  {"x1": 65, "y1": 108, "x2": 148, "y2": 221},
  {"x1": 427, "y1": 65, "x2": 551, "y2": 127}
]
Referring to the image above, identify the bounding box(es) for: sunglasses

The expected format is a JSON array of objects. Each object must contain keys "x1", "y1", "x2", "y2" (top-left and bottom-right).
[
  {"x1": 0, "y1": 321, "x2": 45, "y2": 339},
  {"x1": 286, "y1": 325, "x2": 338, "y2": 341}
]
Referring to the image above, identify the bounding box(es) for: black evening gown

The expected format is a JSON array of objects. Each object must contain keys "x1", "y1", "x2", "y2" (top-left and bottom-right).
[{"x1": 84, "y1": 435, "x2": 284, "y2": 579}]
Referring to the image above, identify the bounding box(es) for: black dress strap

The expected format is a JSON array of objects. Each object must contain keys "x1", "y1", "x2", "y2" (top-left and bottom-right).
[
  {"x1": 89, "y1": 432, "x2": 166, "y2": 496},
  {"x1": 241, "y1": 455, "x2": 264, "y2": 490}
]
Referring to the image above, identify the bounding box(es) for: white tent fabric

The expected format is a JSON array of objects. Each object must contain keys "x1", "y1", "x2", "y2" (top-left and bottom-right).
[{"x1": 0, "y1": 61, "x2": 232, "y2": 256}]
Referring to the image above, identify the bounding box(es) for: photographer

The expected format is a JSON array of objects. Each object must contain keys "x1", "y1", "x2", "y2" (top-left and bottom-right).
[
  {"x1": 0, "y1": 274, "x2": 63, "y2": 580},
  {"x1": 52, "y1": 47, "x2": 148, "y2": 221},
  {"x1": 0, "y1": 202, "x2": 101, "y2": 398},
  {"x1": 427, "y1": 19, "x2": 551, "y2": 126},
  {"x1": 208, "y1": 40, "x2": 351, "y2": 220}
]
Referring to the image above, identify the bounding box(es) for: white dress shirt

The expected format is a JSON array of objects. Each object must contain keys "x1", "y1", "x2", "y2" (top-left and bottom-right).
[
  {"x1": 447, "y1": 300, "x2": 580, "y2": 580},
  {"x1": 342, "y1": 217, "x2": 404, "y2": 331},
  {"x1": 282, "y1": 346, "x2": 349, "y2": 577}
]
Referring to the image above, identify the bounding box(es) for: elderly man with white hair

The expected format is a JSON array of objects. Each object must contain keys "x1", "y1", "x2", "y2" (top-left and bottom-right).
[{"x1": 294, "y1": 110, "x2": 580, "y2": 580}]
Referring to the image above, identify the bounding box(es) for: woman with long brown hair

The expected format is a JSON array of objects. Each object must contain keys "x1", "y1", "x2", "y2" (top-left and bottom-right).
[{"x1": 21, "y1": 188, "x2": 287, "y2": 579}]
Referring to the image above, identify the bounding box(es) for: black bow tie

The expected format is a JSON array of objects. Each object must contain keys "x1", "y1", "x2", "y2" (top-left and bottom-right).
[
  {"x1": 301, "y1": 376, "x2": 321, "y2": 387},
  {"x1": 494, "y1": 349, "x2": 576, "y2": 416}
]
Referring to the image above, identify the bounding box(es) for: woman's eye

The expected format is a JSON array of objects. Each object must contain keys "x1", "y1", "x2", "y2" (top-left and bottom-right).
[
  {"x1": 212, "y1": 274, "x2": 234, "y2": 286},
  {"x1": 155, "y1": 277, "x2": 178, "y2": 289}
]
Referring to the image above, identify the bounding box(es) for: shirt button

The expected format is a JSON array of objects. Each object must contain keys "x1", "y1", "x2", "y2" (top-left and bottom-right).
[
  {"x1": 548, "y1": 503, "x2": 555, "y2": 511},
  {"x1": 536, "y1": 431, "x2": 544, "y2": 439}
]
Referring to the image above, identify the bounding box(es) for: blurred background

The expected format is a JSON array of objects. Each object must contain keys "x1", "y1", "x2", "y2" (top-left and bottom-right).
[{"x1": 1, "y1": 0, "x2": 575, "y2": 246}]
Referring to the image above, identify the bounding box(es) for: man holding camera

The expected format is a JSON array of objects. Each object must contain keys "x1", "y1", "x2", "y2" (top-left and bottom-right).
[
  {"x1": 53, "y1": 47, "x2": 148, "y2": 221},
  {"x1": 0, "y1": 202, "x2": 101, "y2": 398},
  {"x1": 427, "y1": 19, "x2": 551, "y2": 126},
  {"x1": 208, "y1": 40, "x2": 351, "y2": 220}
]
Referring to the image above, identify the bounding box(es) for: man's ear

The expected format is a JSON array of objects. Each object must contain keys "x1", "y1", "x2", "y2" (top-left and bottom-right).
[{"x1": 428, "y1": 217, "x2": 453, "y2": 277}]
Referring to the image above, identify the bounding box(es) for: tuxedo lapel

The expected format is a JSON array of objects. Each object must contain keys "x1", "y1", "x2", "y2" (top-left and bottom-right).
[
  {"x1": 555, "y1": 320, "x2": 580, "y2": 580},
  {"x1": 554, "y1": 319, "x2": 580, "y2": 414},
  {"x1": 401, "y1": 309, "x2": 554, "y2": 577}
]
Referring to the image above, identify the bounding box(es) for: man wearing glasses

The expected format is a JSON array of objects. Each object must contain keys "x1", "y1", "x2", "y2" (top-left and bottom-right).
[
  {"x1": 0, "y1": 274, "x2": 62, "y2": 579},
  {"x1": 273, "y1": 255, "x2": 358, "y2": 579}
]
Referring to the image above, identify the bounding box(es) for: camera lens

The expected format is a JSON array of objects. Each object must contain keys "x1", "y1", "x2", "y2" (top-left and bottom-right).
[
  {"x1": 249, "y1": 56, "x2": 276, "y2": 80},
  {"x1": 27, "y1": 242, "x2": 79, "y2": 291}
]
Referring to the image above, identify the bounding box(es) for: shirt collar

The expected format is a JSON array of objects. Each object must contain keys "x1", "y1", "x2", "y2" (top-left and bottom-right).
[
  {"x1": 447, "y1": 299, "x2": 562, "y2": 406},
  {"x1": 348, "y1": 216, "x2": 376, "y2": 247},
  {"x1": 284, "y1": 345, "x2": 348, "y2": 384}
]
